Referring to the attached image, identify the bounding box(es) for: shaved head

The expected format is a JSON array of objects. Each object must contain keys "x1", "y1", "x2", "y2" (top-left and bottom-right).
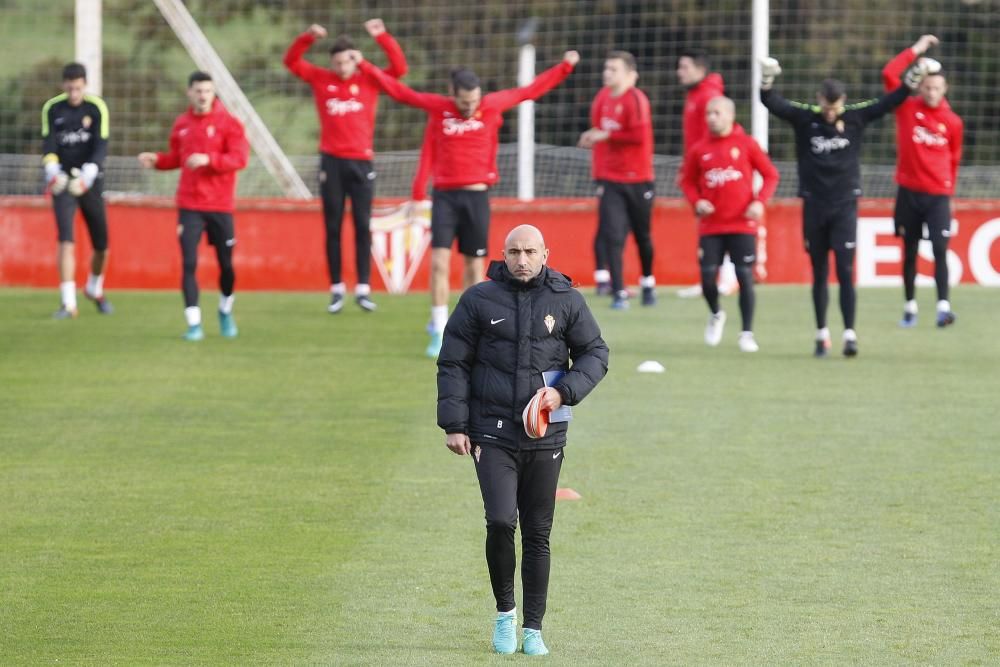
[
  {"x1": 706, "y1": 96, "x2": 735, "y2": 136},
  {"x1": 503, "y1": 225, "x2": 549, "y2": 282}
]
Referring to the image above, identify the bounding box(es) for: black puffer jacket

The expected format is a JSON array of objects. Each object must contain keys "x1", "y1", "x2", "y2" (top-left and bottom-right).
[{"x1": 437, "y1": 261, "x2": 609, "y2": 449}]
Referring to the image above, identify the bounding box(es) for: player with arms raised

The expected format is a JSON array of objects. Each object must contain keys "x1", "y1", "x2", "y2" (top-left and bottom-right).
[
  {"x1": 353, "y1": 49, "x2": 579, "y2": 357},
  {"x1": 284, "y1": 19, "x2": 408, "y2": 314},
  {"x1": 759, "y1": 55, "x2": 912, "y2": 356}
]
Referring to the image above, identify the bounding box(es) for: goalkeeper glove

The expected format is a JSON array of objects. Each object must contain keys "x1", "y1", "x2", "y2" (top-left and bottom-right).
[
  {"x1": 68, "y1": 162, "x2": 99, "y2": 197},
  {"x1": 904, "y1": 57, "x2": 941, "y2": 89},
  {"x1": 44, "y1": 161, "x2": 68, "y2": 195},
  {"x1": 759, "y1": 57, "x2": 782, "y2": 90}
]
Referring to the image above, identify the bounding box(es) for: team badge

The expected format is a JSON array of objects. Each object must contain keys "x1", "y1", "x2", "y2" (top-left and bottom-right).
[
  {"x1": 615, "y1": 104, "x2": 623, "y2": 115},
  {"x1": 473, "y1": 445, "x2": 481, "y2": 462},
  {"x1": 938, "y1": 123, "x2": 946, "y2": 132},
  {"x1": 81, "y1": 115, "x2": 92, "y2": 129},
  {"x1": 350, "y1": 84, "x2": 360, "y2": 96},
  {"x1": 474, "y1": 110, "x2": 483, "y2": 120},
  {"x1": 544, "y1": 314, "x2": 555, "y2": 334},
  {"x1": 835, "y1": 120, "x2": 845, "y2": 134},
  {"x1": 207, "y1": 125, "x2": 215, "y2": 138},
  {"x1": 730, "y1": 147, "x2": 740, "y2": 159},
  {"x1": 370, "y1": 200, "x2": 432, "y2": 293}
]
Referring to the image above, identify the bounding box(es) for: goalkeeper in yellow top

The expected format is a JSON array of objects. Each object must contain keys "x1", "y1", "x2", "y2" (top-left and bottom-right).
[{"x1": 41, "y1": 62, "x2": 112, "y2": 318}]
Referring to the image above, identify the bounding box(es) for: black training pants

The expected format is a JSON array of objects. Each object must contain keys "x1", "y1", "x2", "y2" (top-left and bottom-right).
[
  {"x1": 319, "y1": 153, "x2": 374, "y2": 285},
  {"x1": 178, "y1": 209, "x2": 235, "y2": 309},
  {"x1": 473, "y1": 444, "x2": 564, "y2": 631}
]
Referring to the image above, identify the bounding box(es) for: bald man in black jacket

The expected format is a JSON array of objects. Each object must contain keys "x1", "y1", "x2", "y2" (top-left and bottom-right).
[{"x1": 437, "y1": 224, "x2": 609, "y2": 656}]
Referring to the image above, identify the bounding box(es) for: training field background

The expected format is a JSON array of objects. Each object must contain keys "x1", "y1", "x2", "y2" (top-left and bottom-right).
[{"x1": 1, "y1": 286, "x2": 997, "y2": 665}]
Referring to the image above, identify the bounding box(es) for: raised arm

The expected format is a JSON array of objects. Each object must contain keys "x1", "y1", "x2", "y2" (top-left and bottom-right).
[
  {"x1": 484, "y1": 52, "x2": 578, "y2": 112},
  {"x1": 883, "y1": 35, "x2": 937, "y2": 91},
  {"x1": 849, "y1": 84, "x2": 910, "y2": 123},
  {"x1": 284, "y1": 27, "x2": 326, "y2": 83},
  {"x1": 364, "y1": 19, "x2": 408, "y2": 79},
  {"x1": 358, "y1": 57, "x2": 450, "y2": 111},
  {"x1": 759, "y1": 88, "x2": 813, "y2": 124}
]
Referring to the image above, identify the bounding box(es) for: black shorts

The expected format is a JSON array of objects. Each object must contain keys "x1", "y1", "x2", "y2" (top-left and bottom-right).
[
  {"x1": 894, "y1": 186, "x2": 951, "y2": 241},
  {"x1": 802, "y1": 197, "x2": 857, "y2": 254},
  {"x1": 597, "y1": 180, "x2": 655, "y2": 243},
  {"x1": 431, "y1": 189, "x2": 490, "y2": 257},
  {"x1": 53, "y1": 175, "x2": 108, "y2": 250},
  {"x1": 699, "y1": 233, "x2": 756, "y2": 269},
  {"x1": 178, "y1": 209, "x2": 235, "y2": 247}
]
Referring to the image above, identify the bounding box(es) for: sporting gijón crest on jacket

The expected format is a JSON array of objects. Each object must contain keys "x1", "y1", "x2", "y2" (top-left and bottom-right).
[{"x1": 437, "y1": 261, "x2": 609, "y2": 450}]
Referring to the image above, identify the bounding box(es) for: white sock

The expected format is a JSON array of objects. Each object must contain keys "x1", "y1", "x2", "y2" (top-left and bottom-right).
[
  {"x1": 817, "y1": 327, "x2": 830, "y2": 341},
  {"x1": 60, "y1": 281, "x2": 77, "y2": 310},
  {"x1": 219, "y1": 294, "x2": 234, "y2": 315},
  {"x1": 904, "y1": 299, "x2": 918, "y2": 315},
  {"x1": 640, "y1": 275, "x2": 656, "y2": 288},
  {"x1": 843, "y1": 328, "x2": 857, "y2": 342},
  {"x1": 431, "y1": 305, "x2": 449, "y2": 333},
  {"x1": 498, "y1": 607, "x2": 516, "y2": 617},
  {"x1": 355, "y1": 283, "x2": 371, "y2": 297},
  {"x1": 85, "y1": 273, "x2": 104, "y2": 298},
  {"x1": 936, "y1": 299, "x2": 951, "y2": 313},
  {"x1": 185, "y1": 306, "x2": 202, "y2": 327},
  {"x1": 594, "y1": 269, "x2": 610, "y2": 284},
  {"x1": 331, "y1": 282, "x2": 346, "y2": 295}
]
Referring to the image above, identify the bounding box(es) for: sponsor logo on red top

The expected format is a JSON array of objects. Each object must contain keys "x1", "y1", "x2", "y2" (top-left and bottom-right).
[
  {"x1": 705, "y1": 166, "x2": 743, "y2": 188},
  {"x1": 326, "y1": 98, "x2": 364, "y2": 116},
  {"x1": 913, "y1": 125, "x2": 948, "y2": 147},
  {"x1": 442, "y1": 117, "x2": 485, "y2": 136},
  {"x1": 600, "y1": 117, "x2": 622, "y2": 131}
]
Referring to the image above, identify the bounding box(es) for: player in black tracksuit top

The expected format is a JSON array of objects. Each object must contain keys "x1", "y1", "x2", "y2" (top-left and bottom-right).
[
  {"x1": 41, "y1": 62, "x2": 112, "y2": 318},
  {"x1": 437, "y1": 225, "x2": 608, "y2": 654},
  {"x1": 760, "y1": 71, "x2": 909, "y2": 357}
]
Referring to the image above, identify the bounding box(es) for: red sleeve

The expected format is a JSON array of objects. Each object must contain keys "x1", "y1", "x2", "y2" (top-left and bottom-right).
[
  {"x1": 359, "y1": 60, "x2": 449, "y2": 111},
  {"x1": 483, "y1": 61, "x2": 574, "y2": 112},
  {"x1": 679, "y1": 147, "x2": 702, "y2": 206},
  {"x1": 411, "y1": 121, "x2": 434, "y2": 200},
  {"x1": 951, "y1": 115, "x2": 964, "y2": 188},
  {"x1": 882, "y1": 48, "x2": 916, "y2": 91},
  {"x1": 284, "y1": 32, "x2": 323, "y2": 83},
  {"x1": 210, "y1": 118, "x2": 250, "y2": 173},
  {"x1": 749, "y1": 139, "x2": 779, "y2": 203},
  {"x1": 155, "y1": 122, "x2": 182, "y2": 170},
  {"x1": 607, "y1": 90, "x2": 650, "y2": 145},
  {"x1": 375, "y1": 32, "x2": 408, "y2": 79}
]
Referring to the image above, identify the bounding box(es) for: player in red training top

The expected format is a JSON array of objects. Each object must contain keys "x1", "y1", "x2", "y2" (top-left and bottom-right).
[
  {"x1": 578, "y1": 51, "x2": 656, "y2": 310},
  {"x1": 680, "y1": 97, "x2": 779, "y2": 353},
  {"x1": 284, "y1": 19, "x2": 408, "y2": 314},
  {"x1": 883, "y1": 34, "x2": 963, "y2": 329},
  {"x1": 354, "y1": 49, "x2": 579, "y2": 357},
  {"x1": 138, "y1": 72, "x2": 249, "y2": 341},
  {"x1": 676, "y1": 48, "x2": 740, "y2": 298}
]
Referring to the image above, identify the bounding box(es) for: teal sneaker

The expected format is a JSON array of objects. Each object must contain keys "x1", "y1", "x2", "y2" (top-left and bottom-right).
[
  {"x1": 492, "y1": 611, "x2": 517, "y2": 655},
  {"x1": 425, "y1": 331, "x2": 443, "y2": 358},
  {"x1": 522, "y1": 628, "x2": 549, "y2": 656},
  {"x1": 183, "y1": 324, "x2": 204, "y2": 341},
  {"x1": 219, "y1": 311, "x2": 238, "y2": 338}
]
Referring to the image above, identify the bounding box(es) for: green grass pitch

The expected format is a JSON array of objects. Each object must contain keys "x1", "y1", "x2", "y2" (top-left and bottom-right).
[{"x1": 1, "y1": 286, "x2": 997, "y2": 665}]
